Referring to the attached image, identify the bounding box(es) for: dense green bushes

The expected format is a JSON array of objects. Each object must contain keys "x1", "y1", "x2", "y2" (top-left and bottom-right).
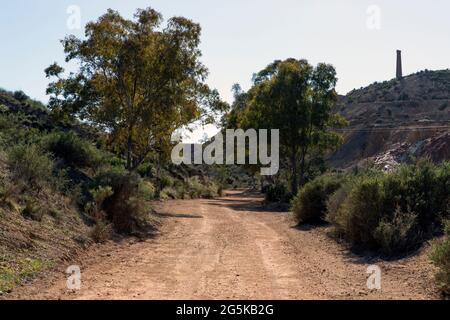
[
  {"x1": 160, "y1": 176, "x2": 220, "y2": 201},
  {"x1": 292, "y1": 160, "x2": 450, "y2": 298},
  {"x1": 7, "y1": 144, "x2": 55, "y2": 188},
  {"x1": 431, "y1": 220, "x2": 450, "y2": 297},
  {"x1": 374, "y1": 208, "x2": 419, "y2": 255},
  {"x1": 85, "y1": 186, "x2": 114, "y2": 243},
  {"x1": 160, "y1": 174, "x2": 175, "y2": 189},
  {"x1": 42, "y1": 132, "x2": 103, "y2": 169},
  {"x1": 264, "y1": 184, "x2": 290, "y2": 202},
  {"x1": 328, "y1": 161, "x2": 449, "y2": 254},
  {"x1": 328, "y1": 175, "x2": 386, "y2": 248},
  {"x1": 89, "y1": 167, "x2": 156, "y2": 236},
  {"x1": 292, "y1": 174, "x2": 342, "y2": 224},
  {"x1": 185, "y1": 176, "x2": 219, "y2": 199},
  {"x1": 6, "y1": 134, "x2": 221, "y2": 241},
  {"x1": 293, "y1": 160, "x2": 450, "y2": 256},
  {"x1": 160, "y1": 187, "x2": 180, "y2": 201}
]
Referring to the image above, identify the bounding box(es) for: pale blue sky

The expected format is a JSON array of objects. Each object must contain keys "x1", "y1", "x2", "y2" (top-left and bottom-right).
[{"x1": 1, "y1": 1, "x2": 449, "y2": 140}]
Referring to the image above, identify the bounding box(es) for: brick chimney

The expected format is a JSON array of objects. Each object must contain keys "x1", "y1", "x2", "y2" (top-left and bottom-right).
[{"x1": 396, "y1": 50, "x2": 403, "y2": 80}]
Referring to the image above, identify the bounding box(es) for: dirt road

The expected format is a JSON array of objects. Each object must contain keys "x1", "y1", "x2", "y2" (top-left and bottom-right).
[{"x1": 8, "y1": 190, "x2": 438, "y2": 300}]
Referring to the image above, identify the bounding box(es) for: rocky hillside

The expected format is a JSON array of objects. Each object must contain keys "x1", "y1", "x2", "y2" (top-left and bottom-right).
[{"x1": 329, "y1": 69, "x2": 450, "y2": 169}]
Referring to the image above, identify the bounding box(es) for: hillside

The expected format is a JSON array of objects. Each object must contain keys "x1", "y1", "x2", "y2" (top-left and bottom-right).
[
  {"x1": 0, "y1": 88, "x2": 232, "y2": 294},
  {"x1": 0, "y1": 90, "x2": 92, "y2": 293},
  {"x1": 329, "y1": 70, "x2": 450, "y2": 169}
]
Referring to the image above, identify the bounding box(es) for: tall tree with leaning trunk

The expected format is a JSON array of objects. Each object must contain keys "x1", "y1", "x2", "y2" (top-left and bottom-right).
[{"x1": 45, "y1": 7, "x2": 226, "y2": 170}]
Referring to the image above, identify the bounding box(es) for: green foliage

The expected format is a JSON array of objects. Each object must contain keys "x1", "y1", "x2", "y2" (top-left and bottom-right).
[
  {"x1": 0, "y1": 258, "x2": 47, "y2": 294},
  {"x1": 212, "y1": 165, "x2": 230, "y2": 194},
  {"x1": 21, "y1": 199, "x2": 44, "y2": 222},
  {"x1": 92, "y1": 168, "x2": 155, "y2": 235},
  {"x1": 326, "y1": 160, "x2": 450, "y2": 255},
  {"x1": 85, "y1": 186, "x2": 114, "y2": 218},
  {"x1": 7, "y1": 144, "x2": 55, "y2": 188},
  {"x1": 138, "y1": 180, "x2": 156, "y2": 201},
  {"x1": 159, "y1": 176, "x2": 219, "y2": 201},
  {"x1": 0, "y1": 114, "x2": 43, "y2": 147},
  {"x1": 186, "y1": 176, "x2": 204, "y2": 198},
  {"x1": 431, "y1": 220, "x2": 450, "y2": 297},
  {"x1": 326, "y1": 178, "x2": 357, "y2": 225},
  {"x1": 137, "y1": 162, "x2": 155, "y2": 177},
  {"x1": 160, "y1": 174, "x2": 175, "y2": 189},
  {"x1": 89, "y1": 221, "x2": 112, "y2": 244},
  {"x1": 224, "y1": 58, "x2": 346, "y2": 193},
  {"x1": 265, "y1": 183, "x2": 289, "y2": 203},
  {"x1": 160, "y1": 187, "x2": 179, "y2": 201},
  {"x1": 374, "y1": 208, "x2": 419, "y2": 255},
  {"x1": 42, "y1": 132, "x2": 103, "y2": 168},
  {"x1": 292, "y1": 173, "x2": 342, "y2": 224},
  {"x1": 84, "y1": 186, "x2": 114, "y2": 243},
  {"x1": 205, "y1": 182, "x2": 221, "y2": 199},
  {"x1": 46, "y1": 7, "x2": 227, "y2": 170},
  {"x1": 13, "y1": 90, "x2": 29, "y2": 102},
  {"x1": 185, "y1": 176, "x2": 218, "y2": 199},
  {"x1": 330, "y1": 175, "x2": 384, "y2": 247}
]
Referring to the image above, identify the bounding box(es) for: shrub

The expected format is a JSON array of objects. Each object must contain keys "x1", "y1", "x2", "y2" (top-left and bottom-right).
[
  {"x1": 374, "y1": 208, "x2": 419, "y2": 255},
  {"x1": 137, "y1": 162, "x2": 155, "y2": 178},
  {"x1": 160, "y1": 187, "x2": 180, "y2": 200},
  {"x1": 334, "y1": 176, "x2": 384, "y2": 248},
  {"x1": 292, "y1": 174, "x2": 342, "y2": 224},
  {"x1": 202, "y1": 181, "x2": 220, "y2": 199},
  {"x1": 160, "y1": 174, "x2": 174, "y2": 189},
  {"x1": 13, "y1": 90, "x2": 29, "y2": 102},
  {"x1": 265, "y1": 183, "x2": 289, "y2": 202},
  {"x1": 185, "y1": 176, "x2": 203, "y2": 198},
  {"x1": 92, "y1": 168, "x2": 155, "y2": 235},
  {"x1": 217, "y1": 185, "x2": 224, "y2": 197},
  {"x1": 394, "y1": 160, "x2": 449, "y2": 233},
  {"x1": 0, "y1": 184, "x2": 20, "y2": 204},
  {"x1": 7, "y1": 144, "x2": 54, "y2": 187},
  {"x1": 327, "y1": 160, "x2": 450, "y2": 255},
  {"x1": 85, "y1": 186, "x2": 114, "y2": 242},
  {"x1": 21, "y1": 199, "x2": 44, "y2": 221},
  {"x1": 138, "y1": 180, "x2": 155, "y2": 201},
  {"x1": 42, "y1": 132, "x2": 103, "y2": 168},
  {"x1": 85, "y1": 186, "x2": 114, "y2": 219},
  {"x1": 89, "y1": 221, "x2": 112, "y2": 243},
  {"x1": 186, "y1": 176, "x2": 219, "y2": 199},
  {"x1": 326, "y1": 179, "x2": 355, "y2": 225},
  {"x1": 431, "y1": 220, "x2": 450, "y2": 297},
  {"x1": 158, "y1": 176, "x2": 219, "y2": 201}
]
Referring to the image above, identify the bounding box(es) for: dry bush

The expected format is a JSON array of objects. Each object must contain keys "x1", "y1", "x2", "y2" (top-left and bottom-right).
[
  {"x1": 92, "y1": 168, "x2": 157, "y2": 236},
  {"x1": 431, "y1": 220, "x2": 450, "y2": 297},
  {"x1": 326, "y1": 160, "x2": 450, "y2": 255},
  {"x1": 292, "y1": 173, "x2": 342, "y2": 224}
]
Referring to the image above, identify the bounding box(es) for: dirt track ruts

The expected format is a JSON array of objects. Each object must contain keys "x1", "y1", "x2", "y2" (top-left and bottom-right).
[{"x1": 7, "y1": 190, "x2": 438, "y2": 300}]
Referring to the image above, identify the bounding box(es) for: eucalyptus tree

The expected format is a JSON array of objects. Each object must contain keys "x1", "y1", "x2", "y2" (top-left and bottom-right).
[
  {"x1": 235, "y1": 58, "x2": 347, "y2": 193},
  {"x1": 46, "y1": 8, "x2": 226, "y2": 169}
]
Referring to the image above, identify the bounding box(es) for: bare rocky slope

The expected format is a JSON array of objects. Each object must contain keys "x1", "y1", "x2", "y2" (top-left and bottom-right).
[{"x1": 329, "y1": 69, "x2": 450, "y2": 169}]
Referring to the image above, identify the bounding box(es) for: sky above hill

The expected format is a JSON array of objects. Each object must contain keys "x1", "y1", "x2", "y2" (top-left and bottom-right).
[{"x1": 1, "y1": 0, "x2": 449, "y2": 141}]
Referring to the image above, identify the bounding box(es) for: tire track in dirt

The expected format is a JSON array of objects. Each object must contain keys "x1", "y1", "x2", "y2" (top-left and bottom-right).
[{"x1": 5, "y1": 190, "x2": 438, "y2": 300}]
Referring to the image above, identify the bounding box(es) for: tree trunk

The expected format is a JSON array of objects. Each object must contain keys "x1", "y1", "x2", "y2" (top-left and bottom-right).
[
  {"x1": 126, "y1": 125, "x2": 133, "y2": 170},
  {"x1": 291, "y1": 152, "x2": 298, "y2": 195},
  {"x1": 299, "y1": 147, "x2": 308, "y2": 187},
  {"x1": 155, "y1": 154, "x2": 162, "y2": 198}
]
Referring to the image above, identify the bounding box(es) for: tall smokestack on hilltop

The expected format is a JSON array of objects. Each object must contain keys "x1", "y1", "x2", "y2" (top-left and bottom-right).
[{"x1": 396, "y1": 50, "x2": 403, "y2": 80}]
